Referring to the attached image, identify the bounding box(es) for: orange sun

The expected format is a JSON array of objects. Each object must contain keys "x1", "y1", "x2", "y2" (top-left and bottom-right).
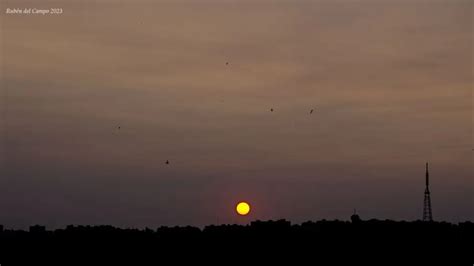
[{"x1": 236, "y1": 202, "x2": 251, "y2": 216}]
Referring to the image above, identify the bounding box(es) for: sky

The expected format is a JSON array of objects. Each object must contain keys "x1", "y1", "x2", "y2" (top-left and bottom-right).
[{"x1": 0, "y1": 0, "x2": 472, "y2": 229}]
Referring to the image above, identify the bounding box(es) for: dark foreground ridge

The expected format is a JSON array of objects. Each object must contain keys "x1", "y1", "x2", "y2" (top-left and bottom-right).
[{"x1": 1, "y1": 219, "x2": 473, "y2": 263}]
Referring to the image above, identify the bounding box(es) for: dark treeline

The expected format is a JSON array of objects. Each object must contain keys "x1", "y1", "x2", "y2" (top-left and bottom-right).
[{"x1": 1, "y1": 218, "x2": 473, "y2": 264}]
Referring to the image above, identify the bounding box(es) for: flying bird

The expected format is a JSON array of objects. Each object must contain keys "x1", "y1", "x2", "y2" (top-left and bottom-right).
[
  {"x1": 118, "y1": 126, "x2": 121, "y2": 130},
  {"x1": 310, "y1": 109, "x2": 314, "y2": 114},
  {"x1": 165, "y1": 160, "x2": 170, "y2": 165},
  {"x1": 270, "y1": 108, "x2": 274, "y2": 112}
]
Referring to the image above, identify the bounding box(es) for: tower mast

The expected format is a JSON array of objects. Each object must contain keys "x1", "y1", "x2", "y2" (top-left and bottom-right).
[{"x1": 423, "y1": 162, "x2": 433, "y2": 221}]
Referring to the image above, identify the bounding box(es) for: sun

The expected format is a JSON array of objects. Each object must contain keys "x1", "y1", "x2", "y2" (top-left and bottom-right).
[{"x1": 236, "y1": 202, "x2": 251, "y2": 216}]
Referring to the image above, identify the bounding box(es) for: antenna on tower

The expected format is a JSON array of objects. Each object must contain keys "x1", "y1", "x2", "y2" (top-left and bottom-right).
[{"x1": 426, "y1": 162, "x2": 429, "y2": 187}]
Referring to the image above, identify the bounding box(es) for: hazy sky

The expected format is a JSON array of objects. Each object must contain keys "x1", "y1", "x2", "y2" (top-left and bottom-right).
[{"x1": 1, "y1": 0, "x2": 472, "y2": 229}]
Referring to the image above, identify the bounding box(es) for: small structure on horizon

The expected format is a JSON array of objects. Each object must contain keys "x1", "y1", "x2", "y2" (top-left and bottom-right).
[
  {"x1": 29, "y1": 225, "x2": 46, "y2": 233},
  {"x1": 351, "y1": 209, "x2": 362, "y2": 223}
]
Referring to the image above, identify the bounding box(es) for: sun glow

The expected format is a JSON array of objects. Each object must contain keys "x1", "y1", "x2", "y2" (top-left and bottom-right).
[{"x1": 236, "y1": 202, "x2": 251, "y2": 216}]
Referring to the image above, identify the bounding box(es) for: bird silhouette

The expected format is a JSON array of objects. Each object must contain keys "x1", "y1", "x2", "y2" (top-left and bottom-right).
[
  {"x1": 270, "y1": 108, "x2": 274, "y2": 112},
  {"x1": 118, "y1": 126, "x2": 121, "y2": 130},
  {"x1": 165, "y1": 160, "x2": 170, "y2": 165},
  {"x1": 226, "y1": 62, "x2": 229, "y2": 65},
  {"x1": 310, "y1": 109, "x2": 314, "y2": 114}
]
